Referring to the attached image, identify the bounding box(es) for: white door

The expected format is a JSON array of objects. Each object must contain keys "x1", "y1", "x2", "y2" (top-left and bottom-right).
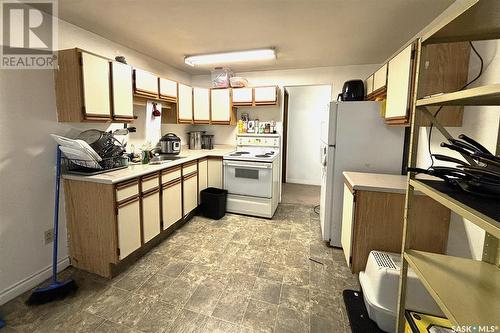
[
  {"x1": 178, "y1": 83, "x2": 193, "y2": 122},
  {"x1": 111, "y1": 62, "x2": 133, "y2": 119},
  {"x1": 223, "y1": 160, "x2": 273, "y2": 198},
  {"x1": 162, "y1": 182, "x2": 182, "y2": 229},
  {"x1": 319, "y1": 144, "x2": 335, "y2": 242},
  {"x1": 142, "y1": 191, "x2": 160, "y2": 243},
  {"x1": 232, "y1": 88, "x2": 253, "y2": 104},
  {"x1": 341, "y1": 184, "x2": 355, "y2": 267},
  {"x1": 254, "y1": 86, "x2": 276, "y2": 103},
  {"x1": 81, "y1": 52, "x2": 111, "y2": 118},
  {"x1": 193, "y1": 87, "x2": 210, "y2": 122},
  {"x1": 159, "y1": 78, "x2": 177, "y2": 99},
  {"x1": 208, "y1": 159, "x2": 223, "y2": 188},
  {"x1": 198, "y1": 159, "x2": 208, "y2": 203},
  {"x1": 134, "y1": 69, "x2": 158, "y2": 95},
  {"x1": 211, "y1": 89, "x2": 231, "y2": 122},
  {"x1": 183, "y1": 174, "x2": 198, "y2": 216},
  {"x1": 386, "y1": 43, "x2": 413, "y2": 120},
  {"x1": 117, "y1": 198, "x2": 141, "y2": 259}
]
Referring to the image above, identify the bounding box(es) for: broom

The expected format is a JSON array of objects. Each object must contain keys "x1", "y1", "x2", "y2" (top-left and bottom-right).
[{"x1": 27, "y1": 146, "x2": 77, "y2": 305}]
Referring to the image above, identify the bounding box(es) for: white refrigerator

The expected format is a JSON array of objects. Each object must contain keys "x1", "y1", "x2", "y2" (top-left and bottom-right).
[{"x1": 319, "y1": 101, "x2": 405, "y2": 247}]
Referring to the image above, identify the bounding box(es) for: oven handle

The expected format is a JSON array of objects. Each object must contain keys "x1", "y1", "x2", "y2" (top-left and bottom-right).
[{"x1": 223, "y1": 161, "x2": 272, "y2": 169}]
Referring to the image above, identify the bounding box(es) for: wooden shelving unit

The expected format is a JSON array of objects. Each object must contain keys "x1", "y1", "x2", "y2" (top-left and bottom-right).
[{"x1": 396, "y1": 1, "x2": 500, "y2": 332}]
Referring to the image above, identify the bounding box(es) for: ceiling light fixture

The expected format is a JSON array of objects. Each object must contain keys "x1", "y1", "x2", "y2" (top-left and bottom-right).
[{"x1": 184, "y1": 48, "x2": 276, "y2": 67}]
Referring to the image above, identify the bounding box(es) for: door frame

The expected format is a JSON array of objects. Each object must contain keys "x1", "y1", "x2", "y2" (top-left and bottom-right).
[{"x1": 282, "y1": 89, "x2": 289, "y2": 183}]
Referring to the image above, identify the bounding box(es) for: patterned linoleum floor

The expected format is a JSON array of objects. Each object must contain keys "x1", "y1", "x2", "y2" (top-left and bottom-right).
[{"x1": 0, "y1": 204, "x2": 359, "y2": 333}]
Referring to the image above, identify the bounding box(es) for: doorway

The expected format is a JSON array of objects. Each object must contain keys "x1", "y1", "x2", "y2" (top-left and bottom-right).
[{"x1": 282, "y1": 85, "x2": 332, "y2": 186}]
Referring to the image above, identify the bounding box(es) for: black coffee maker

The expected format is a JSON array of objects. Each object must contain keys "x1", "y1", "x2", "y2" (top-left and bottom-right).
[{"x1": 337, "y1": 80, "x2": 365, "y2": 101}]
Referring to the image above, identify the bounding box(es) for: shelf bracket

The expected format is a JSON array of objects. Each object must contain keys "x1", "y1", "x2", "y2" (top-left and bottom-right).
[
  {"x1": 419, "y1": 106, "x2": 478, "y2": 166},
  {"x1": 482, "y1": 232, "x2": 499, "y2": 266}
]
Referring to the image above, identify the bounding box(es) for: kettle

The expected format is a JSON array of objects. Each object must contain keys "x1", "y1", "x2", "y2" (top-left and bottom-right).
[{"x1": 337, "y1": 80, "x2": 365, "y2": 101}]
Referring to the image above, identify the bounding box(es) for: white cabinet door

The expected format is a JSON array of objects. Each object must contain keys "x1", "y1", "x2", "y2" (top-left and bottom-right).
[
  {"x1": 254, "y1": 86, "x2": 277, "y2": 103},
  {"x1": 193, "y1": 87, "x2": 210, "y2": 122},
  {"x1": 386, "y1": 44, "x2": 414, "y2": 120},
  {"x1": 178, "y1": 83, "x2": 193, "y2": 122},
  {"x1": 210, "y1": 89, "x2": 231, "y2": 122},
  {"x1": 198, "y1": 159, "x2": 208, "y2": 203},
  {"x1": 366, "y1": 75, "x2": 374, "y2": 95},
  {"x1": 81, "y1": 52, "x2": 111, "y2": 118},
  {"x1": 111, "y1": 62, "x2": 133, "y2": 119},
  {"x1": 373, "y1": 64, "x2": 388, "y2": 92},
  {"x1": 159, "y1": 78, "x2": 177, "y2": 99},
  {"x1": 142, "y1": 191, "x2": 161, "y2": 243},
  {"x1": 207, "y1": 158, "x2": 223, "y2": 188},
  {"x1": 162, "y1": 181, "x2": 182, "y2": 230},
  {"x1": 341, "y1": 184, "x2": 355, "y2": 267},
  {"x1": 134, "y1": 69, "x2": 158, "y2": 95},
  {"x1": 183, "y1": 174, "x2": 198, "y2": 216},
  {"x1": 117, "y1": 198, "x2": 141, "y2": 260},
  {"x1": 232, "y1": 87, "x2": 253, "y2": 104}
]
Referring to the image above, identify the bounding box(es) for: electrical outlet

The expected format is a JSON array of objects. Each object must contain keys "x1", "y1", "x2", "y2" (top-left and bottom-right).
[{"x1": 44, "y1": 228, "x2": 54, "y2": 245}]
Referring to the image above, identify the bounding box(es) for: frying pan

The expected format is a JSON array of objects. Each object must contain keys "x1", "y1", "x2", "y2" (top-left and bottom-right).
[
  {"x1": 458, "y1": 134, "x2": 492, "y2": 155},
  {"x1": 432, "y1": 154, "x2": 469, "y2": 166}
]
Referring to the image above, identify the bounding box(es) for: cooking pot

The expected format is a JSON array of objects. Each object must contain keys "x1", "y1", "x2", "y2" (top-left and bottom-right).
[
  {"x1": 188, "y1": 131, "x2": 205, "y2": 150},
  {"x1": 159, "y1": 133, "x2": 181, "y2": 154}
]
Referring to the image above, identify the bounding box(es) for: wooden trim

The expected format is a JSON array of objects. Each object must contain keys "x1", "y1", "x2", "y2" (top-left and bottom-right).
[
  {"x1": 198, "y1": 157, "x2": 208, "y2": 163},
  {"x1": 82, "y1": 115, "x2": 112, "y2": 121},
  {"x1": 161, "y1": 165, "x2": 182, "y2": 175},
  {"x1": 162, "y1": 178, "x2": 182, "y2": 189},
  {"x1": 211, "y1": 120, "x2": 231, "y2": 125},
  {"x1": 183, "y1": 171, "x2": 198, "y2": 180},
  {"x1": 366, "y1": 86, "x2": 387, "y2": 101},
  {"x1": 208, "y1": 156, "x2": 223, "y2": 160},
  {"x1": 142, "y1": 187, "x2": 160, "y2": 197},
  {"x1": 134, "y1": 90, "x2": 159, "y2": 99},
  {"x1": 117, "y1": 195, "x2": 140, "y2": 208},
  {"x1": 142, "y1": 172, "x2": 160, "y2": 182},
  {"x1": 115, "y1": 178, "x2": 139, "y2": 190},
  {"x1": 158, "y1": 77, "x2": 178, "y2": 103},
  {"x1": 183, "y1": 160, "x2": 198, "y2": 168},
  {"x1": 112, "y1": 116, "x2": 134, "y2": 122},
  {"x1": 344, "y1": 179, "x2": 355, "y2": 194}
]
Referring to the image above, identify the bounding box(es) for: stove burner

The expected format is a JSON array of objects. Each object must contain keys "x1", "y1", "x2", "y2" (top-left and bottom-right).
[
  {"x1": 255, "y1": 154, "x2": 271, "y2": 158},
  {"x1": 229, "y1": 151, "x2": 250, "y2": 156}
]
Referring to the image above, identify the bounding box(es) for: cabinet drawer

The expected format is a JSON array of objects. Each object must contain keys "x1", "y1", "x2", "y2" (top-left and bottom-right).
[
  {"x1": 182, "y1": 162, "x2": 198, "y2": 176},
  {"x1": 116, "y1": 180, "x2": 139, "y2": 202},
  {"x1": 373, "y1": 64, "x2": 388, "y2": 92},
  {"x1": 161, "y1": 167, "x2": 182, "y2": 184},
  {"x1": 142, "y1": 173, "x2": 159, "y2": 192}
]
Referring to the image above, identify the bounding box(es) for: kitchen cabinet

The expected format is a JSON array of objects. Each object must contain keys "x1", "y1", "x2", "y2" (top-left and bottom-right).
[
  {"x1": 232, "y1": 87, "x2": 253, "y2": 106},
  {"x1": 341, "y1": 173, "x2": 450, "y2": 273},
  {"x1": 207, "y1": 157, "x2": 223, "y2": 188},
  {"x1": 193, "y1": 87, "x2": 210, "y2": 124},
  {"x1": 198, "y1": 158, "x2": 208, "y2": 204},
  {"x1": 210, "y1": 88, "x2": 232, "y2": 124},
  {"x1": 159, "y1": 77, "x2": 178, "y2": 103},
  {"x1": 365, "y1": 75, "x2": 374, "y2": 97},
  {"x1": 141, "y1": 174, "x2": 161, "y2": 243},
  {"x1": 178, "y1": 83, "x2": 193, "y2": 123},
  {"x1": 162, "y1": 167, "x2": 182, "y2": 230},
  {"x1": 385, "y1": 43, "x2": 415, "y2": 125},
  {"x1": 133, "y1": 68, "x2": 159, "y2": 99},
  {"x1": 55, "y1": 48, "x2": 112, "y2": 122},
  {"x1": 117, "y1": 197, "x2": 142, "y2": 260},
  {"x1": 182, "y1": 161, "x2": 198, "y2": 217},
  {"x1": 254, "y1": 86, "x2": 278, "y2": 105},
  {"x1": 111, "y1": 61, "x2": 134, "y2": 121},
  {"x1": 373, "y1": 64, "x2": 388, "y2": 93}
]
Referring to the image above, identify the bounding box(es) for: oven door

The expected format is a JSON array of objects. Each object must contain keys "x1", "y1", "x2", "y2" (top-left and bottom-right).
[{"x1": 223, "y1": 160, "x2": 273, "y2": 198}]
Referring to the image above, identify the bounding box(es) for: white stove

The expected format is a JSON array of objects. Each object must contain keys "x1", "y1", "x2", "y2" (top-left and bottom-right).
[{"x1": 223, "y1": 134, "x2": 280, "y2": 218}]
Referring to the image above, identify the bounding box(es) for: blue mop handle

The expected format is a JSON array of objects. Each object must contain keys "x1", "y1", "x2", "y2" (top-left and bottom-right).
[{"x1": 52, "y1": 146, "x2": 62, "y2": 284}]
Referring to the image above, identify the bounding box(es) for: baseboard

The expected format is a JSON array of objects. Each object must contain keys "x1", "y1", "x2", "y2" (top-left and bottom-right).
[
  {"x1": 285, "y1": 178, "x2": 321, "y2": 186},
  {"x1": 0, "y1": 257, "x2": 70, "y2": 305}
]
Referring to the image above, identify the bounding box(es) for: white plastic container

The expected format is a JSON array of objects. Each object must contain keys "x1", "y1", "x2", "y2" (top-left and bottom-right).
[{"x1": 359, "y1": 251, "x2": 443, "y2": 333}]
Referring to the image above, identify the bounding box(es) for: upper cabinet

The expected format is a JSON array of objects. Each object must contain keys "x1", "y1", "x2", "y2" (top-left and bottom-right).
[
  {"x1": 55, "y1": 48, "x2": 112, "y2": 122},
  {"x1": 211, "y1": 88, "x2": 233, "y2": 124},
  {"x1": 178, "y1": 83, "x2": 193, "y2": 123},
  {"x1": 365, "y1": 75, "x2": 374, "y2": 97},
  {"x1": 159, "y1": 78, "x2": 177, "y2": 103},
  {"x1": 193, "y1": 87, "x2": 210, "y2": 124},
  {"x1": 133, "y1": 69, "x2": 159, "y2": 99},
  {"x1": 385, "y1": 43, "x2": 415, "y2": 125},
  {"x1": 373, "y1": 64, "x2": 388, "y2": 93},
  {"x1": 254, "y1": 86, "x2": 278, "y2": 105},
  {"x1": 232, "y1": 88, "x2": 253, "y2": 106},
  {"x1": 111, "y1": 61, "x2": 134, "y2": 121}
]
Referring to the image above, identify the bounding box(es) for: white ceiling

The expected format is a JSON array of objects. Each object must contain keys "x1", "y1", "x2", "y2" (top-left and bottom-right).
[{"x1": 57, "y1": 0, "x2": 454, "y2": 74}]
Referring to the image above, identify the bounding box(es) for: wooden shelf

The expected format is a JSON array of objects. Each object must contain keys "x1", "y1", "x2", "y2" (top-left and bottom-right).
[
  {"x1": 424, "y1": 0, "x2": 500, "y2": 44},
  {"x1": 410, "y1": 179, "x2": 500, "y2": 238},
  {"x1": 416, "y1": 84, "x2": 500, "y2": 107},
  {"x1": 404, "y1": 250, "x2": 500, "y2": 327}
]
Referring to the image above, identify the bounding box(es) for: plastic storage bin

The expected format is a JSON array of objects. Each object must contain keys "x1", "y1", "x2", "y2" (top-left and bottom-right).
[
  {"x1": 200, "y1": 187, "x2": 228, "y2": 220},
  {"x1": 359, "y1": 251, "x2": 443, "y2": 333}
]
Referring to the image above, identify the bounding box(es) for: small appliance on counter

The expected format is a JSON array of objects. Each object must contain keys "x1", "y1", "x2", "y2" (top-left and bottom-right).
[
  {"x1": 159, "y1": 133, "x2": 181, "y2": 154},
  {"x1": 337, "y1": 79, "x2": 365, "y2": 101},
  {"x1": 202, "y1": 134, "x2": 214, "y2": 150},
  {"x1": 188, "y1": 131, "x2": 205, "y2": 150}
]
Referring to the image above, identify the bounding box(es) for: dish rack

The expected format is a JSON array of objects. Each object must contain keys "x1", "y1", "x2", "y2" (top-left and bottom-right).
[{"x1": 61, "y1": 155, "x2": 129, "y2": 176}]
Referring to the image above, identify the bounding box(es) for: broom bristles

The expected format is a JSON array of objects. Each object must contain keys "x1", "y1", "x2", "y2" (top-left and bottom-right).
[{"x1": 26, "y1": 279, "x2": 78, "y2": 305}]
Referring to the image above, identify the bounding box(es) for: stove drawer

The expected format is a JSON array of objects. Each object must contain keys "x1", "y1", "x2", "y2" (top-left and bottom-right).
[{"x1": 223, "y1": 160, "x2": 273, "y2": 198}]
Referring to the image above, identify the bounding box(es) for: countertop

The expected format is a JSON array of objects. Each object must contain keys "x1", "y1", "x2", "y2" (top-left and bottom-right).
[
  {"x1": 62, "y1": 145, "x2": 235, "y2": 185},
  {"x1": 343, "y1": 171, "x2": 412, "y2": 194}
]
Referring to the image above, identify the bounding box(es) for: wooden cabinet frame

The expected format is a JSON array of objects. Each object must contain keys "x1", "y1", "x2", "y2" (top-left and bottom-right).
[
  {"x1": 133, "y1": 69, "x2": 159, "y2": 99},
  {"x1": 158, "y1": 77, "x2": 178, "y2": 103}
]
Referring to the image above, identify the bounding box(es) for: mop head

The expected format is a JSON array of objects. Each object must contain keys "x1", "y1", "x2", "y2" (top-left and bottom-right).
[{"x1": 26, "y1": 279, "x2": 78, "y2": 305}]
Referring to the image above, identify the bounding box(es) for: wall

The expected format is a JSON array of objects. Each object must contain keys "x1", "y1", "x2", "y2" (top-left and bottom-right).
[
  {"x1": 0, "y1": 18, "x2": 190, "y2": 304},
  {"x1": 416, "y1": 40, "x2": 500, "y2": 260},
  {"x1": 285, "y1": 85, "x2": 332, "y2": 185}
]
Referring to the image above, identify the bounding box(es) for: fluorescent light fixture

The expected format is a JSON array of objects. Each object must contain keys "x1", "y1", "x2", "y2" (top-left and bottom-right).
[{"x1": 184, "y1": 48, "x2": 276, "y2": 67}]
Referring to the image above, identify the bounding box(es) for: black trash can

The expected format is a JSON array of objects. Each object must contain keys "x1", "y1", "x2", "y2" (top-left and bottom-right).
[{"x1": 200, "y1": 187, "x2": 228, "y2": 220}]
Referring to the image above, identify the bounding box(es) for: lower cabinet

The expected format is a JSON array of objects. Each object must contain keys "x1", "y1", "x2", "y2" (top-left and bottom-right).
[
  {"x1": 117, "y1": 197, "x2": 142, "y2": 260},
  {"x1": 183, "y1": 171, "x2": 198, "y2": 216},
  {"x1": 162, "y1": 179, "x2": 182, "y2": 230},
  {"x1": 142, "y1": 189, "x2": 161, "y2": 243},
  {"x1": 198, "y1": 158, "x2": 208, "y2": 204},
  {"x1": 207, "y1": 157, "x2": 223, "y2": 188}
]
